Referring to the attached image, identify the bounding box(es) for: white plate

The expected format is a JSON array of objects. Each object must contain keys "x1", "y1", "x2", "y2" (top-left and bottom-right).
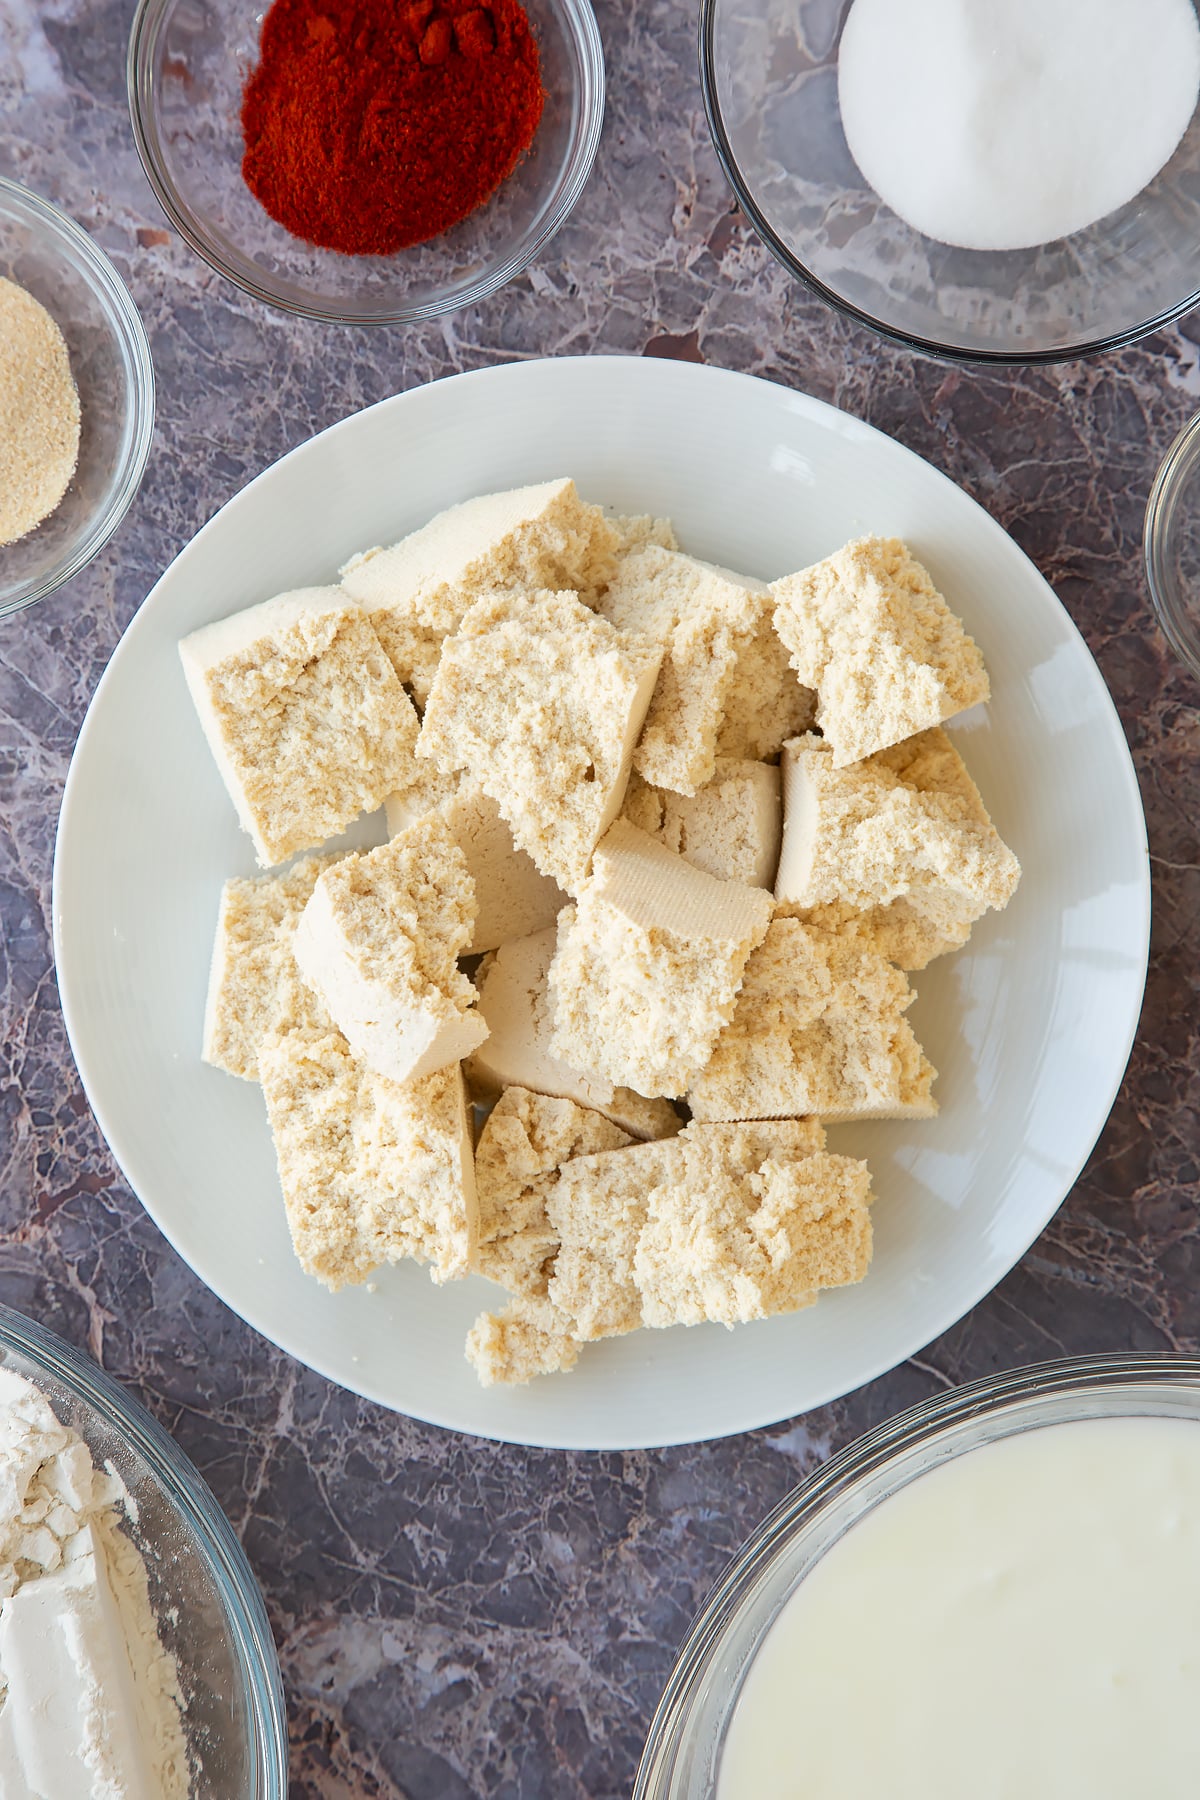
[{"x1": 53, "y1": 357, "x2": 1150, "y2": 1450}]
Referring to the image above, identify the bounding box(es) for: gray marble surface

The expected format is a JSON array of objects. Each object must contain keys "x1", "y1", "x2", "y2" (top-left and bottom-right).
[{"x1": 2, "y1": 1, "x2": 1199, "y2": 1794}]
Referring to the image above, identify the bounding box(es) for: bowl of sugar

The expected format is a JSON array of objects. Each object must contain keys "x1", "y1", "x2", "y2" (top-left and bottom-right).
[
  {"x1": 636, "y1": 1354, "x2": 1200, "y2": 1799},
  {"x1": 700, "y1": 0, "x2": 1200, "y2": 362}
]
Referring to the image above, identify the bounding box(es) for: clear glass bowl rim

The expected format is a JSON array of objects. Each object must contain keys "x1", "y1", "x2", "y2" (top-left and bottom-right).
[
  {"x1": 696, "y1": 0, "x2": 1200, "y2": 367},
  {"x1": 634, "y1": 1351, "x2": 1200, "y2": 1797},
  {"x1": 0, "y1": 1300, "x2": 289, "y2": 1798},
  {"x1": 126, "y1": 0, "x2": 606, "y2": 325},
  {"x1": 1144, "y1": 407, "x2": 1200, "y2": 683},
  {"x1": 0, "y1": 177, "x2": 155, "y2": 621}
]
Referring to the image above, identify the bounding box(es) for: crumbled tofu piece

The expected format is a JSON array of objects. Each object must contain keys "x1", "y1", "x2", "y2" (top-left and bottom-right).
[
  {"x1": 635, "y1": 1154, "x2": 872, "y2": 1327},
  {"x1": 775, "y1": 731, "x2": 1020, "y2": 941},
  {"x1": 865, "y1": 895, "x2": 975, "y2": 968},
  {"x1": 630, "y1": 552, "x2": 816, "y2": 760},
  {"x1": 385, "y1": 780, "x2": 564, "y2": 954},
  {"x1": 470, "y1": 928, "x2": 614, "y2": 1107},
  {"x1": 771, "y1": 536, "x2": 990, "y2": 765},
  {"x1": 548, "y1": 821, "x2": 773, "y2": 1098},
  {"x1": 470, "y1": 1120, "x2": 869, "y2": 1383},
  {"x1": 545, "y1": 1118, "x2": 847, "y2": 1333},
  {"x1": 465, "y1": 1296, "x2": 581, "y2": 1386},
  {"x1": 417, "y1": 589, "x2": 664, "y2": 892},
  {"x1": 179, "y1": 588, "x2": 421, "y2": 867},
  {"x1": 874, "y1": 719, "x2": 1004, "y2": 821},
  {"x1": 776, "y1": 732, "x2": 907, "y2": 911},
  {"x1": 474, "y1": 1087, "x2": 633, "y2": 1296},
  {"x1": 259, "y1": 1035, "x2": 476, "y2": 1288},
  {"x1": 607, "y1": 513, "x2": 678, "y2": 557},
  {"x1": 715, "y1": 607, "x2": 818, "y2": 762},
  {"x1": 340, "y1": 479, "x2": 621, "y2": 704},
  {"x1": 594, "y1": 1088, "x2": 683, "y2": 1143},
  {"x1": 547, "y1": 1137, "x2": 680, "y2": 1340},
  {"x1": 800, "y1": 898, "x2": 972, "y2": 973},
  {"x1": 688, "y1": 919, "x2": 937, "y2": 1122},
  {"x1": 598, "y1": 546, "x2": 764, "y2": 795},
  {"x1": 293, "y1": 816, "x2": 488, "y2": 1085},
  {"x1": 466, "y1": 928, "x2": 683, "y2": 1141},
  {"x1": 623, "y1": 759, "x2": 783, "y2": 890},
  {"x1": 382, "y1": 762, "x2": 462, "y2": 832},
  {"x1": 202, "y1": 853, "x2": 336, "y2": 1081}
]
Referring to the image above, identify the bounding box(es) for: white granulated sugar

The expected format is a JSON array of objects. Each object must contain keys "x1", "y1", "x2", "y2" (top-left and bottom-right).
[
  {"x1": 837, "y1": 0, "x2": 1200, "y2": 251},
  {"x1": 0, "y1": 1369, "x2": 189, "y2": 1799}
]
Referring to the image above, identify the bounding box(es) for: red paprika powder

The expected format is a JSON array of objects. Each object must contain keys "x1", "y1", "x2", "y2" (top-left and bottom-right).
[{"x1": 241, "y1": 0, "x2": 546, "y2": 256}]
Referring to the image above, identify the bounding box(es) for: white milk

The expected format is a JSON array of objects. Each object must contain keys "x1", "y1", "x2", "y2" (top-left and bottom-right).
[
  {"x1": 837, "y1": 0, "x2": 1200, "y2": 251},
  {"x1": 719, "y1": 1416, "x2": 1200, "y2": 1800}
]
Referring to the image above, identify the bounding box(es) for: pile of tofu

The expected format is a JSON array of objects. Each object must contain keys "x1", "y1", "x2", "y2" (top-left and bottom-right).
[{"x1": 180, "y1": 479, "x2": 1020, "y2": 1387}]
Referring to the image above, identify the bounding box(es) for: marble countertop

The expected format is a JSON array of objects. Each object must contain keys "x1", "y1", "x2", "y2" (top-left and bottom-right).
[{"x1": 3, "y1": 2, "x2": 1199, "y2": 1794}]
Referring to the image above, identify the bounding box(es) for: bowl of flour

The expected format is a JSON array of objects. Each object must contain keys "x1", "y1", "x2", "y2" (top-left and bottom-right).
[
  {"x1": 699, "y1": 0, "x2": 1200, "y2": 361},
  {"x1": 0, "y1": 1303, "x2": 287, "y2": 1799}
]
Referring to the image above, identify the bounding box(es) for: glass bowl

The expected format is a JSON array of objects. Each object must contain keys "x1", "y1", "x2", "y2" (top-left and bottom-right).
[
  {"x1": 127, "y1": 0, "x2": 604, "y2": 324},
  {"x1": 0, "y1": 179, "x2": 155, "y2": 621},
  {"x1": 635, "y1": 1353, "x2": 1200, "y2": 1798},
  {"x1": 699, "y1": 0, "x2": 1200, "y2": 363},
  {"x1": 0, "y1": 1302, "x2": 288, "y2": 1798},
  {"x1": 1145, "y1": 409, "x2": 1200, "y2": 683}
]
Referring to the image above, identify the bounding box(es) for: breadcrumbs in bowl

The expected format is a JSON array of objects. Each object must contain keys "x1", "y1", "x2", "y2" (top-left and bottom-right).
[
  {"x1": 0, "y1": 277, "x2": 81, "y2": 548},
  {"x1": 0, "y1": 178, "x2": 154, "y2": 620}
]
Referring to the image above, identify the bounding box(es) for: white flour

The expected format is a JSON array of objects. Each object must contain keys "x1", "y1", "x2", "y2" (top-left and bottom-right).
[
  {"x1": 837, "y1": 0, "x2": 1200, "y2": 251},
  {"x1": 0, "y1": 1368, "x2": 189, "y2": 1799}
]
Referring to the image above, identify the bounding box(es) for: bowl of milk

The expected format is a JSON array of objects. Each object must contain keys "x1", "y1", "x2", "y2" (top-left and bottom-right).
[
  {"x1": 699, "y1": 0, "x2": 1200, "y2": 361},
  {"x1": 635, "y1": 1353, "x2": 1200, "y2": 1798}
]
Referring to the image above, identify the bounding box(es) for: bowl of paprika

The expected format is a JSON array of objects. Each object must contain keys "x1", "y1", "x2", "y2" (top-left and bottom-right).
[{"x1": 127, "y1": 0, "x2": 604, "y2": 323}]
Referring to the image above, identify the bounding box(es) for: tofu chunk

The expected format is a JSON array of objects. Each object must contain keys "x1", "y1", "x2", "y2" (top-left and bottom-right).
[
  {"x1": 546, "y1": 1120, "x2": 828, "y2": 1341},
  {"x1": 386, "y1": 780, "x2": 565, "y2": 954},
  {"x1": 634, "y1": 1154, "x2": 873, "y2": 1328},
  {"x1": 202, "y1": 853, "x2": 336, "y2": 1081},
  {"x1": 775, "y1": 730, "x2": 1020, "y2": 965},
  {"x1": 771, "y1": 537, "x2": 990, "y2": 765},
  {"x1": 260, "y1": 1036, "x2": 477, "y2": 1288},
  {"x1": 598, "y1": 546, "x2": 762, "y2": 796},
  {"x1": 622, "y1": 759, "x2": 783, "y2": 890},
  {"x1": 340, "y1": 479, "x2": 621, "y2": 704},
  {"x1": 293, "y1": 816, "x2": 488, "y2": 1085},
  {"x1": 688, "y1": 919, "x2": 938, "y2": 1123},
  {"x1": 473, "y1": 1086, "x2": 633, "y2": 1297},
  {"x1": 465, "y1": 1296, "x2": 581, "y2": 1387},
  {"x1": 466, "y1": 928, "x2": 683, "y2": 1142},
  {"x1": 548, "y1": 821, "x2": 773, "y2": 1098},
  {"x1": 417, "y1": 588, "x2": 663, "y2": 892},
  {"x1": 465, "y1": 1119, "x2": 859, "y2": 1383},
  {"x1": 716, "y1": 606, "x2": 817, "y2": 761},
  {"x1": 180, "y1": 587, "x2": 420, "y2": 866}
]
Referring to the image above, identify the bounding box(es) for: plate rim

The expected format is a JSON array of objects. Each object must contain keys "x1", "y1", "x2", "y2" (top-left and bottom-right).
[{"x1": 52, "y1": 354, "x2": 1152, "y2": 1449}]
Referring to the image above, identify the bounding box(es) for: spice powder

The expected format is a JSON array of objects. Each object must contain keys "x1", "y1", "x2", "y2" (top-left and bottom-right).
[
  {"x1": 0, "y1": 277, "x2": 80, "y2": 549},
  {"x1": 241, "y1": 0, "x2": 547, "y2": 256}
]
